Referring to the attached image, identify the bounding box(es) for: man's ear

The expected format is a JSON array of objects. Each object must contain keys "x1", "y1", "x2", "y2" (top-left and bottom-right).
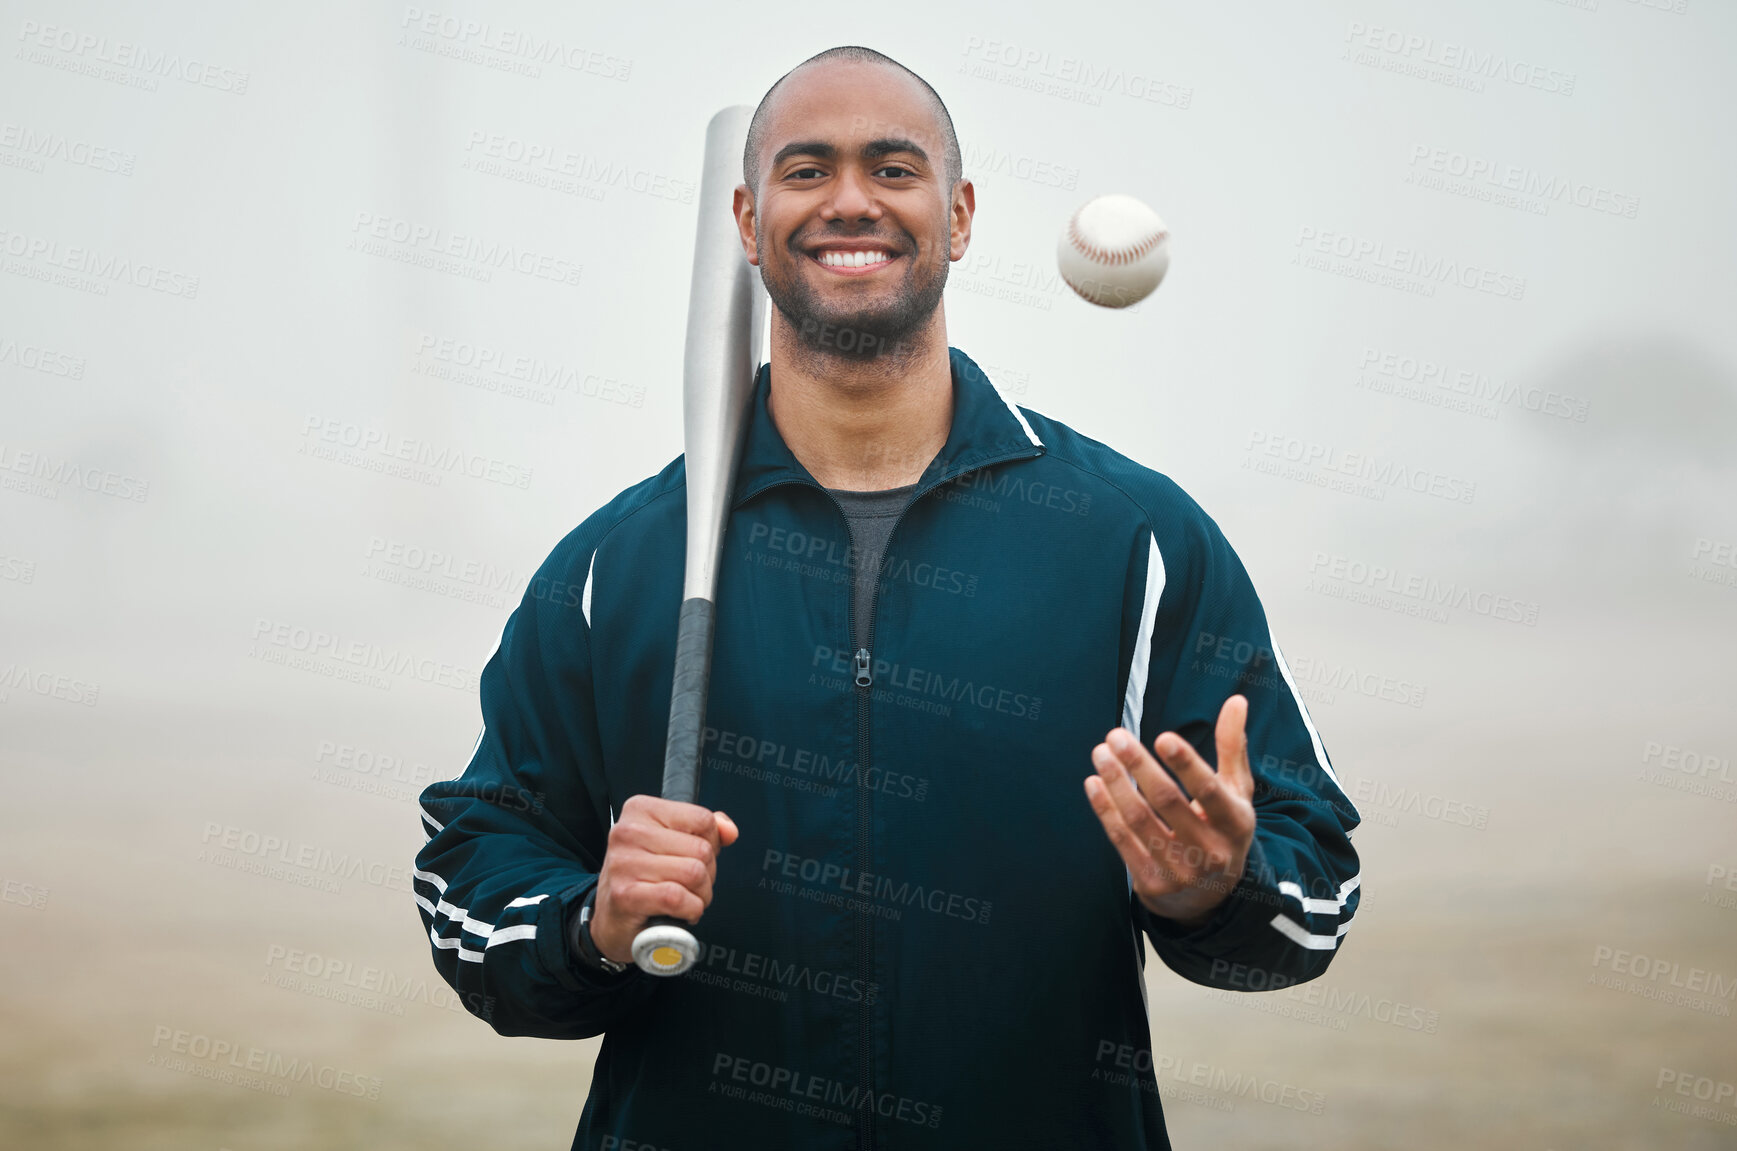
[
  {"x1": 949, "y1": 178, "x2": 976, "y2": 262},
  {"x1": 733, "y1": 185, "x2": 759, "y2": 266}
]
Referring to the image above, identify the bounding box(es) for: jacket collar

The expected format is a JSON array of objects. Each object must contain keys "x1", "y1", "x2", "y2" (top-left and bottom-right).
[{"x1": 733, "y1": 345, "x2": 1045, "y2": 507}]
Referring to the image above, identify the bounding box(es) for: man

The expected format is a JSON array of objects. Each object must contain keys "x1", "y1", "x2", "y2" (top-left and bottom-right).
[{"x1": 416, "y1": 46, "x2": 1361, "y2": 1150}]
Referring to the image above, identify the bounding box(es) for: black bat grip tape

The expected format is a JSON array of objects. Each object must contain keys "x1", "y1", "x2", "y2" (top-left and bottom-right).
[{"x1": 661, "y1": 597, "x2": 715, "y2": 806}]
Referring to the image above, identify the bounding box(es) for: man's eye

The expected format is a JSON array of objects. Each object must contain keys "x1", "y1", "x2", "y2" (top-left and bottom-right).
[
  {"x1": 876, "y1": 165, "x2": 913, "y2": 178},
  {"x1": 790, "y1": 166, "x2": 825, "y2": 179}
]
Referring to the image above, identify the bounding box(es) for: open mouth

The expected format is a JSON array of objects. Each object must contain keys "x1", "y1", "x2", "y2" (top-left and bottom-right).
[{"x1": 808, "y1": 246, "x2": 899, "y2": 274}]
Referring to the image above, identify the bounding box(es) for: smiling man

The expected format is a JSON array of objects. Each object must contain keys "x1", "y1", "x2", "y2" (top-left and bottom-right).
[
  {"x1": 735, "y1": 46, "x2": 966, "y2": 495},
  {"x1": 416, "y1": 45, "x2": 1362, "y2": 1151}
]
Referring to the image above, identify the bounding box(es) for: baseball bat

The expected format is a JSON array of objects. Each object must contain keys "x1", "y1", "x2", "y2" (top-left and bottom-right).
[{"x1": 631, "y1": 105, "x2": 767, "y2": 976}]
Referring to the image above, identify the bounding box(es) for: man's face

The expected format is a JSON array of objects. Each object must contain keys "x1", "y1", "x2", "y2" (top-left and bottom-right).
[{"x1": 736, "y1": 62, "x2": 973, "y2": 360}]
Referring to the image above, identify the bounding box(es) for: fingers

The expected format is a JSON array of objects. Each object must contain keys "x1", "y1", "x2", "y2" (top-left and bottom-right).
[
  {"x1": 619, "y1": 852, "x2": 715, "y2": 910},
  {"x1": 1082, "y1": 775, "x2": 1160, "y2": 890},
  {"x1": 1091, "y1": 734, "x2": 1203, "y2": 902},
  {"x1": 613, "y1": 878, "x2": 707, "y2": 925},
  {"x1": 1090, "y1": 732, "x2": 1174, "y2": 833},
  {"x1": 624, "y1": 793, "x2": 724, "y2": 840},
  {"x1": 602, "y1": 796, "x2": 739, "y2": 930},
  {"x1": 1083, "y1": 768, "x2": 1204, "y2": 902},
  {"x1": 1144, "y1": 697, "x2": 1256, "y2": 830},
  {"x1": 598, "y1": 841, "x2": 715, "y2": 917},
  {"x1": 620, "y1": 793, "x2": 733, "y2": 857},
  {"x1": 1106, "y1": 728, "x2": 1200, "y2": 831},
  {"x1": 610, "y1": 820, "x2": 718, "y2": 865},
  {"x1": 1153, "y1": 729, "x2": 1248, "y2": 831}
]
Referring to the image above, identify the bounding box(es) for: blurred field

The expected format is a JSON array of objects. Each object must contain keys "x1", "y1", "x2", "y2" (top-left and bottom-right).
[
  {"x1": 2, "y1": 697, "x2": 1734, "y2": 1150},
  {"x1": 3, "y1": 873, "x2": 1734, "y2": 1150}
]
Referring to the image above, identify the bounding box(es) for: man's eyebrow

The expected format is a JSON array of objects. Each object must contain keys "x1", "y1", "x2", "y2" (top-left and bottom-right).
[
  {"x1": 771, "y1": 140, "x2": 836, "y2": 169},
  {"x1": 770, "y1": 137, "x2": 932, "y2": 170},
  {"x1": 862, "y1": 137, "x2": 930, "y2": 165}
]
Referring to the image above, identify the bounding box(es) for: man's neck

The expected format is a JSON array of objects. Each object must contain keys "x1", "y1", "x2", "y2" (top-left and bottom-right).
[{"x1": 764, "y1": 309, "x2": 954, "y2": 491}]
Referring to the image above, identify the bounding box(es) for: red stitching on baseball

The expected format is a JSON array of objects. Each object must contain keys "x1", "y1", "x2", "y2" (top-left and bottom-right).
[{"x1": 1067, "y1": 206, "x2": 1167, "y2": 266}]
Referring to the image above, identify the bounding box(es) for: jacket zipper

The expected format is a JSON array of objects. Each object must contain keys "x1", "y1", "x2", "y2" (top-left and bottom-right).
[
  {"x1": 822, "y1": 486, "x2": 883, "y2": 1151},
  {"x1": 753, "y1": 445, "x2": 1041, "y2": 1151}
]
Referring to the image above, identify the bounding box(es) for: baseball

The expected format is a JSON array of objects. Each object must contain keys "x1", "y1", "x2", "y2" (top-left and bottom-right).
[{"x1": 1057, "y1": 194, "x2": 1170, "y2": 309}]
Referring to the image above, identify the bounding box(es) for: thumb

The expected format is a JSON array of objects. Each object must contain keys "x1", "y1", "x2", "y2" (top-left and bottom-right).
[
  {"x1": 1215, "y1": 694, "x2": 1253, "y2": 799},
  {"x1": 714, "y1": 811, "x2": 740, "y2": 846}
]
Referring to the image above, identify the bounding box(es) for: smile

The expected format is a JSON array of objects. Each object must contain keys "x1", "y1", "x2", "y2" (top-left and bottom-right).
[{"x1": 813, "y1": 249, "x2": 896, "y2": 272}]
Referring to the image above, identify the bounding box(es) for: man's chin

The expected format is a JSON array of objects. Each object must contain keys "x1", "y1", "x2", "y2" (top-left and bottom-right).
[
  {"x1": 790, "y1": 308, "x2": 926, "y2": 359},
  {"x1": 762, "y1": 263, "x2": 946, "y2": 362}
]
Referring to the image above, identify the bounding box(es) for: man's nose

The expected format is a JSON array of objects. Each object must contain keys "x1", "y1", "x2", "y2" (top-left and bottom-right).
[{"x1": 819, "y1": 164, "x2": 882, "y2": 224}]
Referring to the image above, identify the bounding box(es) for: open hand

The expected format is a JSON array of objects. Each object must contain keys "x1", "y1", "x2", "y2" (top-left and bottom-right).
[{"x1": 1084, "y1": 695, "x2": 1256, "y2": 928}]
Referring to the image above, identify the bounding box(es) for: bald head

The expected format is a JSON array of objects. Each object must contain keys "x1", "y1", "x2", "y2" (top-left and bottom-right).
[{"x1": 743, "y1": 46, "x2": 962, "y2": 195}]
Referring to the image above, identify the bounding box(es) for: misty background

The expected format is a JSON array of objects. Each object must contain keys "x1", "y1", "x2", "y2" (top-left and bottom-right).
[{"x1": 2, "y1": 1, "x2": 1734, "y2": 1148}]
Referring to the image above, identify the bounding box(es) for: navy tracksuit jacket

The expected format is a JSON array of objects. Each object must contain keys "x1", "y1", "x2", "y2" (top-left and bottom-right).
[{"x1": 415, "y1": 347, "x2": 1363, "y2": 1149}]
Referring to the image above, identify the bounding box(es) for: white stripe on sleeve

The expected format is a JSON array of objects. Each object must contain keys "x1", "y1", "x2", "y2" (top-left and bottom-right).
[
  {"x1": 1278, "y1": 875, "x2": 1360, "y2": 917},
  {"x1": 1267, "y1": 913, "x2": 1352, "y2": 951},
  {"x1": 415, "y1": 867, "x2": 545, "y2": 958},
  {"x1": 1121, "y1": 533, "x2": 1166, "y2": 737},
  {"x1": 582, "y1": 551, "x2": 596, "y2": 627},
  {"x1": 1268, "y1": 636, "x2": 1355, "y2": 811}
]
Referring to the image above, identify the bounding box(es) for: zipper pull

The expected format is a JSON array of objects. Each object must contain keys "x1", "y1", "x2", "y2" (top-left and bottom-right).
[{"x1": 853, "y1": 647, "x2": 872, "y2": 687}]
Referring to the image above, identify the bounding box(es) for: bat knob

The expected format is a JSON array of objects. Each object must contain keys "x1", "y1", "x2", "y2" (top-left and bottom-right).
[{"x1": 631, "y1": 917, "x2": 700, "y2": 976}]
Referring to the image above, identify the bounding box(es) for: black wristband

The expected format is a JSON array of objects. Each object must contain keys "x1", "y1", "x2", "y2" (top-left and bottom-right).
[{"x1": 570, "y1": 885, "x2": 629, "y2": 974}]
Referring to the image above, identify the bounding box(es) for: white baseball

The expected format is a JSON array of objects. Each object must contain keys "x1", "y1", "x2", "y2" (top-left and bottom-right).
[{"x1": 1057, "y1": 194, "x2": 1170, "y2": 309}]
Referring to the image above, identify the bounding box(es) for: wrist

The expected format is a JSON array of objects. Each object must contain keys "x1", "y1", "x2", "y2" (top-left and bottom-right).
[
  {"x1": 1141, "y1": 894, "x2": 1216, "y2": 930},
  {"x1": 1141, "y1": 863, "x2": 1246, "y2": 928},
  {"x1": 1162, "y1": 905, "x2": 1214, "y2": 931},
  {"x1": 570, "y1": 885, "x2": 630, "y2": 974}
]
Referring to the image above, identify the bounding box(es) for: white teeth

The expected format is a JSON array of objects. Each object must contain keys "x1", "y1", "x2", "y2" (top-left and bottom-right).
[{"x1": 820, "y1": 250, "x2": 890, "y2": 267}]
